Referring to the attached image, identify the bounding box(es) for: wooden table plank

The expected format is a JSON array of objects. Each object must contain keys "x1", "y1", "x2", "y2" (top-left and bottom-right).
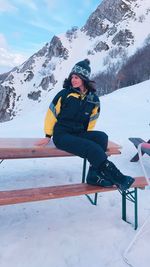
[
  {"x1": 0, "y1": 176, "x2": 147, "y2": 206},
  {"x1": 0, "y1": 138, "x2": 122, "y2": 159}
]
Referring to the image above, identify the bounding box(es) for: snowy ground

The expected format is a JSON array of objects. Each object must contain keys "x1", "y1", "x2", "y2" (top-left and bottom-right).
[{"x1": 0, "y1": 80, "x2": 150, "y2": 267}]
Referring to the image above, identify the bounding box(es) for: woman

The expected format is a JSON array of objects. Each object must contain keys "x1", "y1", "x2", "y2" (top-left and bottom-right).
[{"x1": 38, "y1": 59, "x2": 134, "y2": 192}]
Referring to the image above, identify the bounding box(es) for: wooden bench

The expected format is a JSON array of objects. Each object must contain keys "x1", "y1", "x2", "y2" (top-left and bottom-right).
[
  {"x1": 0, "y1": 138, "x2": 147, "y2": 229},
  {"x1": 0, "y1": 177, "x2": 147, "y2": 205}
]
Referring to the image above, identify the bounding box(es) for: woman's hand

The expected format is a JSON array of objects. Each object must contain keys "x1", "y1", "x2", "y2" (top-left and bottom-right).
[{"x1": 35, "y1": 137, "x2": 51, "y2": 146}]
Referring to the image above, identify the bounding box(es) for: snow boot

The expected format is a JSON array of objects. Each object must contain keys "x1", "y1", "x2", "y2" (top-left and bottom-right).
[
  {"x1": 86, "y1": 165, "x2": 114, "y2": 187},
  {"x1": 100, "y1": 160, "x2": 135, "y2": 192}
]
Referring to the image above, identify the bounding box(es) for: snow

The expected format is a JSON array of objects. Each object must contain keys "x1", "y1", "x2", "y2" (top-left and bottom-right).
[
  {"x1": 2, "y1": 0, "x2": 150, "y2": 125},
  {"x1": 0, "y1": 79, "x2": 150, "y2": 267}
]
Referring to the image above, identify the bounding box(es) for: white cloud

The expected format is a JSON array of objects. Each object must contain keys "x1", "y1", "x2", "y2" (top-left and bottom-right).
[
  {"x1": 0, "y1": 33, "x2": 8, "y2": 48},
  {"x1": 0, "y1": 0, "x2": 38, "y2": 13},
  {"x1": 28, "y1": 16, "x2": 66, "y2": 33},
  {"x1": 0, "y1": 33, "x2": 28, "y2": 72},
  {"x1": 43, "y1": 0, "x2": 59, "y2": 10},
  {"x1": 0, "y1": 47, "x2": 26, "y2": 66},
  {"x1": 51, "y1": 14, "x2": 70, "y2": 26},
  {"x1": 14, "y1": 0, "x2": 38, "y2": 11},
  {"x1": 82, "y1": 0, "x2": 93, "y2": 8},
  {"x1": 0, "y1": 0, "x2": 17, "y2": 12},
  {"x1": 28, "y1": 18, "x2": 57, "y2": 32}
]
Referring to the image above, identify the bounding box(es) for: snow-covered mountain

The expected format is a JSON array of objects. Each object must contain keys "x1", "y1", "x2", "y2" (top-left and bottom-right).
[{"x1": 0, "y1": 0, "x2": 150, "y2": 122}]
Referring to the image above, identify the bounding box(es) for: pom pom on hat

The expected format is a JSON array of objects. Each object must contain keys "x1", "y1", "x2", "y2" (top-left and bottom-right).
[{"x1": 69, "y1": 58, "x2": 91, "y2": 81}]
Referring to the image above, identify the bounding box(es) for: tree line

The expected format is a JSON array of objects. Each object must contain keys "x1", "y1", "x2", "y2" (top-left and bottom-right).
[{"x1": 94, "y1": 42, "x2": 150, "y2": 96}]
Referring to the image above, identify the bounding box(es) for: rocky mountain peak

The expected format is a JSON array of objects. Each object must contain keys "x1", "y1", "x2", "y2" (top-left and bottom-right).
[
  {"x1": 0, "y1": 0, "x2": 150, "y2": 123},
  {"x1": 82, "y1": 0, "x2": 137, "y2": 37}
]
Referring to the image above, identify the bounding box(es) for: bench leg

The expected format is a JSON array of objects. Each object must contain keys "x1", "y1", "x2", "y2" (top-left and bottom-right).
[
  {"x1": 82, "y1": 158, "x2": 98, "y2": 206},
  {"x1": 82, "y1": 158, "x2": 87, "y2": 183},
  {"x1": 121, "y1": 188, "x2": 138, "y2": 230},
  {"x1": 122, "y1": 191, "x2": 126, "y2": 221},
  {"x1": 134, "y1": 188, "x2": 138, "y2": 230},
  {"x1": 85, "y1": 193, "x2": 98, "y2": 205}
]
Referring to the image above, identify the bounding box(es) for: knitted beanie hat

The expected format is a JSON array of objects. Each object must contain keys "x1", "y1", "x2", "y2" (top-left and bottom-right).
[{"x1": 69, "y1": 59, "x2": 91, "y2": 81}]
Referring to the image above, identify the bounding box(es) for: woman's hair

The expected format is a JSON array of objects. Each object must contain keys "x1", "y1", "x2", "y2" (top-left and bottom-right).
[{"x1": 63, "y1": 76, "x2": 96, "y2": 92}]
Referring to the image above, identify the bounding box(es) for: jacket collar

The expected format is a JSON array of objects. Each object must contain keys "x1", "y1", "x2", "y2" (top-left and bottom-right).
[{"x1": 70, "y1": 87, "x2": 90, "y2": 96}]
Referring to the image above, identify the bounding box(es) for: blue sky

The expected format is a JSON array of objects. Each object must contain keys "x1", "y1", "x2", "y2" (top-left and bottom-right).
[{"x1": 0, "y1": 0, "x2": 102, "y2": 73}]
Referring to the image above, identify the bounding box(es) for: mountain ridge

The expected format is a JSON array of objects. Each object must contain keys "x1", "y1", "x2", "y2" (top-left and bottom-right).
[{"x1": 0, "y1": 0, "x2": 150, "y2": 122}]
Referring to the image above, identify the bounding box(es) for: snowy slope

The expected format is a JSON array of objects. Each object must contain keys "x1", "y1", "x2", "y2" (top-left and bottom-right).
[{"x1": 0, "y1": 80, "x2": 150, "y2": 267}]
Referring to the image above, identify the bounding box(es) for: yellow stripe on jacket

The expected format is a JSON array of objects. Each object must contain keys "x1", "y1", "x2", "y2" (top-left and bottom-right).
[
  {"x1": 44, "y1": 97, "x2": 62, "y2": 136},
  {"x1": 87, "y1": 105, "x2": 100, "y2": 131}
]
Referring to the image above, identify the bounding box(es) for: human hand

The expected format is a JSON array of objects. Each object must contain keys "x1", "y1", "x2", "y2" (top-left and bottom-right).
[{"x1": 35, "y1": 137, "x2": 51, "y2": 146}]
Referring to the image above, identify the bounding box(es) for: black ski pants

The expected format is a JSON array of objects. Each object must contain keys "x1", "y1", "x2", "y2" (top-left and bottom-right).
[{"x1": 53, "y1": 128, "x2": 108, "y2": 169}]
